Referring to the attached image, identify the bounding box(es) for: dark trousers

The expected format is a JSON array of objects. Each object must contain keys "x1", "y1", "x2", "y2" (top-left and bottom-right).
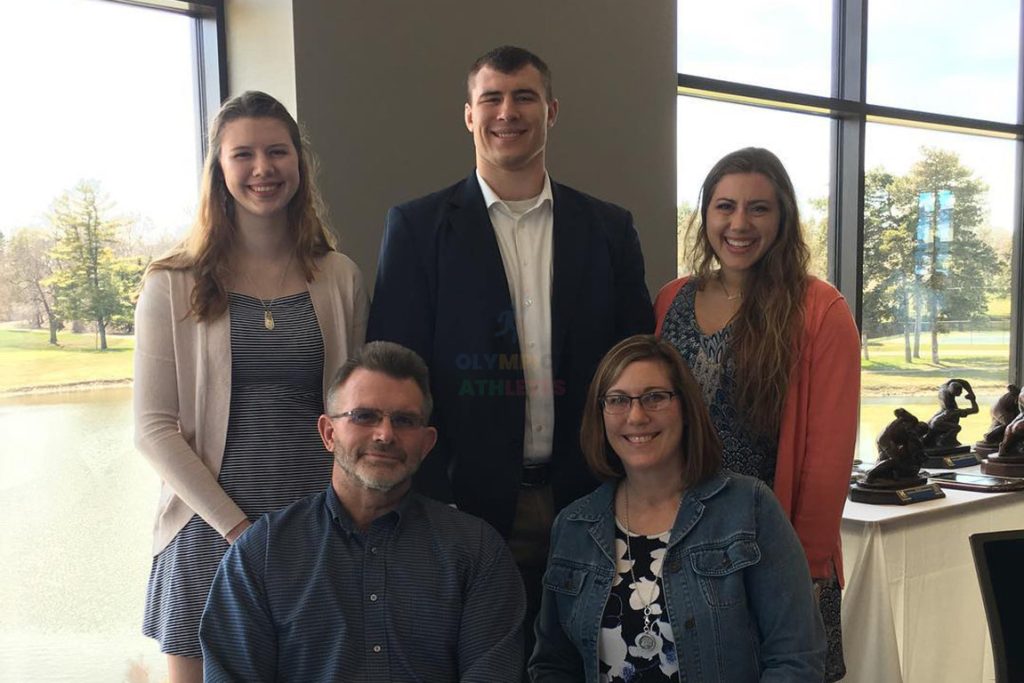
[{"x1": 507, "y1": 485, "x2": 554, "y2": 675}]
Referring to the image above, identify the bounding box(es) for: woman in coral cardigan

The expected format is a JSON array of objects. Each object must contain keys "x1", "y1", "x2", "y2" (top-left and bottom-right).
[
  {"x1": 134, "y1": 91, "x2": 367, "y2": 682},
  {"x1": 654, "y1": 147, "x2": 859, "y2": 681}
]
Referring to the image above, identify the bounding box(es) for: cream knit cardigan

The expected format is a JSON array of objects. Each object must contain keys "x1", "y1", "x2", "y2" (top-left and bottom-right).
[{"x1": 133, "y1": 251, "x2": 368, "y2": 555}]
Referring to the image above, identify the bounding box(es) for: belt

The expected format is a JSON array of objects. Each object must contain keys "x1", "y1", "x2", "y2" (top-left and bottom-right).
[{"x1": 521, "y1": 463, "x2": 551, "y2": 488}]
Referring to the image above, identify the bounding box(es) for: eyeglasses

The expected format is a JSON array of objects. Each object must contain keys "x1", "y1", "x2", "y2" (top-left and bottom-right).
[
  {"x1": 598, "y1": 390, "x2": 677, "y2": 415},
  {"x1": 329, "y1": 408, "x2": 427, "y2": 431}
]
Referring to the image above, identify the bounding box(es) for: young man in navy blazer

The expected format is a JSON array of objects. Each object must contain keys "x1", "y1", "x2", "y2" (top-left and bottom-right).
[{"x1": 367, "y1": 45, "x2": 653, "y2": 627}]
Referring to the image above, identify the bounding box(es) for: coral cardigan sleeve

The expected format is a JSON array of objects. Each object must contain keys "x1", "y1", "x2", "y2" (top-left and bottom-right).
[
  {"x1": 785, "y1": 292, "x2": 860, "y2": 580},
  {"x1": 133, "y1": 271, "x2": 246, "y2": 538},
  {"x1": 653, "y1": 277, "x2": 688, "y2": 335}
]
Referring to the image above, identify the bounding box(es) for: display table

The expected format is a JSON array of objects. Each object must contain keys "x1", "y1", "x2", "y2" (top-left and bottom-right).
[{"x1": 840, "y1": 468, "x2": 1024, "y2": 683}]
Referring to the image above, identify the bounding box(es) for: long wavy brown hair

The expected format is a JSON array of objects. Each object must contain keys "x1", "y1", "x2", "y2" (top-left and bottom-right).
[
  {"x1": 687, "y1": 147, "x2": 809, "y2": 437},
  {"x1": 145, "y1": 91, "x2": 336, "y2": 321}
]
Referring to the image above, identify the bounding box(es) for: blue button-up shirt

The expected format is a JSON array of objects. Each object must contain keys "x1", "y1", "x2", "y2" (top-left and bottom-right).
[{"x1": 201, "y1": 486, "x2": 526, "y2": 682}]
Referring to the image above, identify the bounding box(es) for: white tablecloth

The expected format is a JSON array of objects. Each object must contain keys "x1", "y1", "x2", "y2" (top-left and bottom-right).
[{"x1": 840, "y1": 470, "x2": 1024, "y2": 683}]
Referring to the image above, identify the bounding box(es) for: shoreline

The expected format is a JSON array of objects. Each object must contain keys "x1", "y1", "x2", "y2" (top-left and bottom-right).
[
  {"x1": 0, "y1": 378, "x2": 133, "y2": 397},
  {"x1": 0, "y1": 377, "x2": 1003, "y2": 401}
]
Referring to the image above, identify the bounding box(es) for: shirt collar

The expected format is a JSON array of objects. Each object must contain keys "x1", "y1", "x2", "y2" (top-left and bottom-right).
[
  {"x1": 323, "y1": 484, "x2": 415, "y2": 536},
  {"x1": 476, "y1": 169, "x2": 553, "y2": 213}
]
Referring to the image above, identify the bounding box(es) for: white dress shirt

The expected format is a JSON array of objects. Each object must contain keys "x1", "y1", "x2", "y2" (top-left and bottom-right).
[{"x1": 477, "y1": 171, "x2": 555, "y2": 465}]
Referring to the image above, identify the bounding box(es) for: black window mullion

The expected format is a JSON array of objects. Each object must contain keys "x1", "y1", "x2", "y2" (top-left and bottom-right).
[{"x1": 830, "y1": 0, "x2": 868, "y2": 325}]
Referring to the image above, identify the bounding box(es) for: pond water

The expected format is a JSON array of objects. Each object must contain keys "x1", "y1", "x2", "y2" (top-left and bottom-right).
[{"x1": 0, "y1": 388, "x2": 166, "y2": 683}]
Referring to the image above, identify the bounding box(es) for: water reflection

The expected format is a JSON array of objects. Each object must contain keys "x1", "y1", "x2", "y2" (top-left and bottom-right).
[{"x1": 0, "y1": 388, "x2": 167, "y2": 682}]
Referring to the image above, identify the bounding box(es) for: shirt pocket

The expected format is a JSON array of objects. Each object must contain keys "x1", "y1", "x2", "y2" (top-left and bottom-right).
[
  {"x1": 689, "y1": 539, "x2": 761, "y2": 608},
  {"x1": 543, "y1": 561, "x2": 588, "y2": 633}
]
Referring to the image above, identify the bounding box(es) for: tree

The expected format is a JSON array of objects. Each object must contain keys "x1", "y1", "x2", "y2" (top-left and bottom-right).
[
  {"x1": 676, "y1": 202, "x2": 696, "y2": 276},
  {"x1": 45, "y1": 181, "x2": 128, "y2": 350},
  {"x1": 6, "y1": 228, "x2": 62, "y2": 344},
  {"x1": 863, "y1": 168, "x2": 917, "y2": 362},
  {"x1": 862, "y1": 148, "x2": 996, "y2": 364},
  {"x1": 804, "y1": 197, "x2": 829, "y2": 280},
  {"x1": 107, "y1": 255, "x2": 147, "y2": 334}
]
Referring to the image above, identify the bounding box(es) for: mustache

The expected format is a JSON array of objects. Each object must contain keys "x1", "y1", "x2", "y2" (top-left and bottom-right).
[{"x1": 356, "y1": 443, "x2": 405, "y2": 460}]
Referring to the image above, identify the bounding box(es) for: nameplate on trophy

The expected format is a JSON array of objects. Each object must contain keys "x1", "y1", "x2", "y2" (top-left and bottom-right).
[
  {"x1": 895, "y1": 483, "x2": 945, "y2": 504},
  {"x1": 922, "y1": 451, "x2": 979, "y2": 469}
]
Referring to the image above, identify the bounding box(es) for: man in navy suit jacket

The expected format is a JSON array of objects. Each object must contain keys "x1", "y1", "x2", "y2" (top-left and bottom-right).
[{"x1": 368, "y1": 45, "x2": 653, "y2": 620}]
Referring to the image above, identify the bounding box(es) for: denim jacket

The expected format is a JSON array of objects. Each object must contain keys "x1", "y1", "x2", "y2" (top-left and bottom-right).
[{"x1": 529, "y1": 472, "x2": 825, "y2": 682}]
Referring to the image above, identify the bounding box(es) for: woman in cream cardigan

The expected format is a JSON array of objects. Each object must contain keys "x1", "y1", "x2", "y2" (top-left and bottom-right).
[{"x1": 134, "y1": 91, "x2": 367, "y2": 682}]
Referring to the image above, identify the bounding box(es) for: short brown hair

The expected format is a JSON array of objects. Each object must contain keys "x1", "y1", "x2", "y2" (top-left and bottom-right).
[
  {"x1": 580, "y1": 335, "x2": 722, "y2": 486},
  {"x1": 467, "y1": 45, "x2": 553, "y2": 102},
  {"x1": 326, "y1": 341, "x2": 433, "y2": 418}
]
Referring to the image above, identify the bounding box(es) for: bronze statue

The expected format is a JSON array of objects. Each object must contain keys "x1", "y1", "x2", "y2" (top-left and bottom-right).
[
  {"x1": 980, "y1": 386, "x2": 1024, "y2": 477},
  {"x1": 998, "y1": 388, "x2": 1024, "y2": 457},
  {"x1": 864, "y1": 408, "x2": 929, "y2": 485},
  {"x1": 976, "y1": 384, "x2": 1021, "y2": 452},
  {"x1": 922, "y1": 379, "x2": 978, "y2": 449}
]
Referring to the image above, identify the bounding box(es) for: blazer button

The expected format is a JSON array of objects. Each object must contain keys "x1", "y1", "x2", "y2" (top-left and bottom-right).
[
  {"x1": 666, "y1": 559, "x2": 681, "y2": 573},
  {"x1": 721, "y1": 557, "x2": 731, "y2": 568}
]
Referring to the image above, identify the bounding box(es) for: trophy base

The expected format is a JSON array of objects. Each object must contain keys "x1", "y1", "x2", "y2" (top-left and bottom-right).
[
  {"x1": 849, "y1": 480, "x2": 946, "y2": 505},
  {"x1": 980, "y1": 456, "x2": 1024, "y2": 478},
  {"x1": 973, "y1": 442, "x2": 1000, "y2": 456},
  {"x1": 921, "y1": 449, "x2": 979, "y2": 469}
]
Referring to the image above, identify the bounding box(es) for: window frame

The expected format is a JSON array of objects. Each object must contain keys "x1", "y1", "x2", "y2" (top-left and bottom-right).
[{"x1": 677, "y1": 0, "x2": 1024, "y2": 381}]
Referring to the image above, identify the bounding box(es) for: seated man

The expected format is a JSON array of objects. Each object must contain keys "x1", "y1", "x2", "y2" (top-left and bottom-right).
[{"x1": 200, "y1": 341, "x2": 526, "y2": 682}]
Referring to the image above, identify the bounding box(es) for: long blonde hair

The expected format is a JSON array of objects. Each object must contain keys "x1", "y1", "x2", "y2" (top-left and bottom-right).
[
  {"x1": 145, "y1": 91, "x2": 336, "y2": 321},
  {"x1": 687, "y1": 147, "x2": 809, "y2": 437}
]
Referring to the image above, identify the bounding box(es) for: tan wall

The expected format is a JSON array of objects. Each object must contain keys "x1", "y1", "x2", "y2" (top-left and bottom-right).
[
  {"x1": 229, "y1": 1, "x2": 677, "y2": 295},
  {"x1": 224, "y1": 0, "x2": 296, "y2": 113}
]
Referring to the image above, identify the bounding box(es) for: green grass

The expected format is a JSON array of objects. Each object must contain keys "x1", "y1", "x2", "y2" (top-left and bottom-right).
[
  {"x1": 988, "y1": 296, "x2": 1011, "y2": 318},
  {"x1": 0, "y1": 328, "x2": 134, "y2": 392},
  {"x1": 861, "y1": 330, "x2": 1011, "y2": 396},
  {"x1": 0, "y1": 321, "x2": 1013, "y2": 400}
]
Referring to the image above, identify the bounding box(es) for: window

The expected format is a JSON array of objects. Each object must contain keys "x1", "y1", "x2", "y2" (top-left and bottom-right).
[
  {"x1": 0, "y1": 1, "x2": 225, "y2": 680},
  {"x1": 677, "y1": 0, "x2": 1024, "y2": 460}
]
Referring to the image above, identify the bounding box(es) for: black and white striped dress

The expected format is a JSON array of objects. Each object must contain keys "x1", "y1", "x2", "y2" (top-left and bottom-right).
[{"x1": 143, "y1": 291, "x2": 330, "y2": 657}]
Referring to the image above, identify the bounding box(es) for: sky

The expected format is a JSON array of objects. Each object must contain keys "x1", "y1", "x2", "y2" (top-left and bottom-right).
[
  {"x1": 1, "y1": 0, "x2": 200, "y2": 240},
  {"x1": 1, "y1": 0, "x2": 1021, "y2": 243}
]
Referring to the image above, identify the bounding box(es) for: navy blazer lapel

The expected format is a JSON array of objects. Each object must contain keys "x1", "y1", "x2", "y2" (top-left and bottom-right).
[
  {"x1": 447, "y1": 172, "x2": 518, "y2": 345},
  {"x1": 550, "y1": 181, "x2": 587, "y2": 378}
]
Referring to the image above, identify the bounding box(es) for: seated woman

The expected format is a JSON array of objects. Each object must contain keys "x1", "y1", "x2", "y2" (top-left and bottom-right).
[{"x1": 529, "y1": 335, "x2": 824, "y2": 682}]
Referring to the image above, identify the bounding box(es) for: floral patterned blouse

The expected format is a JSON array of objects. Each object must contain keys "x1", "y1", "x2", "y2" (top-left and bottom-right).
[
  {"x1": 659, "y1": 279, "x2": 778, "y2": 485},
  {"x1": 598, "y1": 522, "x2": 679, "y2": 682}
]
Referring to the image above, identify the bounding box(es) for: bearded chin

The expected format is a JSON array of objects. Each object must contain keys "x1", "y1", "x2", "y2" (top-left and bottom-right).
[{"x1": 334, "y1": 450, "x2": 421, "y2": 493}]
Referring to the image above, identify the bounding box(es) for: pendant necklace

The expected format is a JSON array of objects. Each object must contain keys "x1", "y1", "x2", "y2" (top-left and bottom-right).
[
  {"x1": 241, "y1": 251, "x2": 295, "y2": 330},
  {"x1": 622, "y1": 484, "x2": 679, "y2": 657},
  {"x1": 717, "y1": 274, "x2": 742, "y2": 301}
]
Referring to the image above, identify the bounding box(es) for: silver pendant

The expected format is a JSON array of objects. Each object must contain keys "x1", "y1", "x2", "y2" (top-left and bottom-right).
[
  {"x1": 264, "y1": 309, "x2": 275, "y2": 330},
  {"x1": 635, "y1": 631, "x2": 657, "y2": 655}
]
